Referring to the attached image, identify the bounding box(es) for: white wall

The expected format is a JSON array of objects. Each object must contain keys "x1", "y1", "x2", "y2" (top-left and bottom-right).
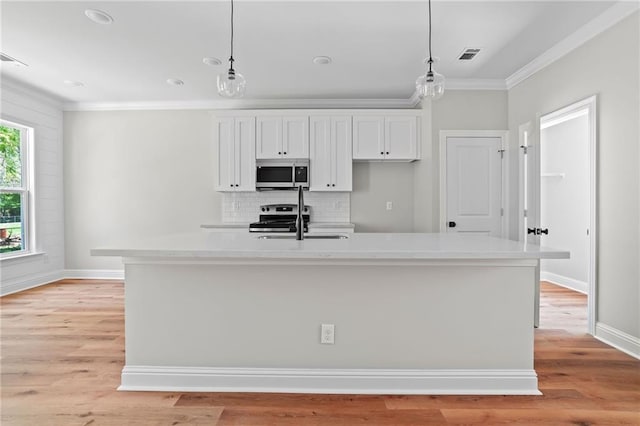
[
  {"x1": 508, "y1": 12, "x2": 640, "y2": 343},
  {"x1": 540, "y1": 114, "x2": 590, "y2": 290},
  {"x1": 0, "y1": 80, "x2": 65, "y2": 295},
  {"x1": 64, "y1": 110, "x2": 221, "y2": 273}
]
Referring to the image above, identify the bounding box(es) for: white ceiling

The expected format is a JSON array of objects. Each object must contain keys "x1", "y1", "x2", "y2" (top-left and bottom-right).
[{"x1": 0, "y1": 1, "x2": 624, "y2": 105}]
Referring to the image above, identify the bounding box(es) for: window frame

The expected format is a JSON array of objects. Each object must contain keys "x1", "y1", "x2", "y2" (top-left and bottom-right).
[{"x1": 0, "y1": 119, "x2": 34, "y2": 259}]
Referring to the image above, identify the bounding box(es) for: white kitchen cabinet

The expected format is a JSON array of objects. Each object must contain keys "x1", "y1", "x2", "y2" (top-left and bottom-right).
[
  {"x1": 256, "y1": 116, "x2": 309, "y2": 159},
  {"x1": 352, "y1": 115, "x2": 419, "y2": 161},
  {"x1": 309, "y1": 116, "x2": 352, "y2": 192},
  {"x1": 215, "y1": 117, "x2": 256, "y2": 192}
]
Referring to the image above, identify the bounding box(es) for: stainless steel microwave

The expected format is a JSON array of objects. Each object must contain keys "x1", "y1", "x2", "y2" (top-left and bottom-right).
[{"x1": 256, "y1": 159, "x2": 309, "y2": 190}]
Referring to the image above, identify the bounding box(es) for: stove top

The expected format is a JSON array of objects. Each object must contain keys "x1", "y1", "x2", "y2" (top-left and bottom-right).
[{"x1": 249, "y1": 212, "x2": 310, "y2": 233}]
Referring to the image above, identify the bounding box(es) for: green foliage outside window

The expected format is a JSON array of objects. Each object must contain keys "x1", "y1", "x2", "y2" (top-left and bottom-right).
[
  {"x1": 1, "y1": 125, "x2": 24, "y2": 253},
  {"x1": 0, "y1": 125, "x2": 22, "y2": 187}
]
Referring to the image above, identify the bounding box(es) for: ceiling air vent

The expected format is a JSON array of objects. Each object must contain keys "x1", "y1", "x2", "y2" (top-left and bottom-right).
[
  {"x1": 0, "y1": 53, "x2": 28, "y2": 67},
  {"x1": 458, "y1": 48, "x2": 481, "y2": 61}
]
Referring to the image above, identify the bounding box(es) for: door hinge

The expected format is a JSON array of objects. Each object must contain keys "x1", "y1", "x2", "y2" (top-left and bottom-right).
[
  {"x1": 523, "y1": 209, "x2": 528, "y2": 217},
  {"x1": 500, "y1": 208, "x2": 504, "y2": 217},
  {"x1": 498, "y1": 149, "x2": 505, "y2": 159},
  {"x1": 520, "y1": 145, "x2": 529, "y2": 155}
]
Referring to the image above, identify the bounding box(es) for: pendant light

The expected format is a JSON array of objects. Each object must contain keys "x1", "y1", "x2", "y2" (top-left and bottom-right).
[
  {"x1": 415, "y1": 0, "x2": 445, "y2": 100},
  {"x1": 217, "y1": 0, "x2": 246, "y2": 98}
]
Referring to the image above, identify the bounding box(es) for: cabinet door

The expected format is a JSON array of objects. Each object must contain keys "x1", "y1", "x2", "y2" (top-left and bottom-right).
[
  {"x1": 309, "y1": 117, "x2": 332, "y2": 191},
  {"x1": 352, "y1": 116, "x2": 385, "y2": 160},
  {"x1": 332, "y1": 116, "x2": 352, "y2": 191},
  {"x1": 282, "y1": 116, "x2": 309, "y2": 158},
  {"x1": 256, "y1": 117, "x2": 282, "y2": 159},
  {"x1": 385, "y1": 116, "x2": 418, "y2": 160},
  {"x1": 235, "y1": 117, "x2": 256, "y2": 191},
  {"x1": 215, "y1": 117, "x2": 235, "y2": 191}
]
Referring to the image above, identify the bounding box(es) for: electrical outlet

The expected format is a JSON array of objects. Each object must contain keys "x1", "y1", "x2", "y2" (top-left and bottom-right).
[
  {"x1": 386, "y1": 201, "x2": 393, "y2": 210},
  {"x1": 320, "y1": 324, "x2": 335, "y2": 344}
]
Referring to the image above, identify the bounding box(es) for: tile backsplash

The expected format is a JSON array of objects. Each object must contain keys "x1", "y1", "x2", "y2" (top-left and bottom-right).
[{"x1": 222, "y1": 192, "x2": 350, "y2": 223}]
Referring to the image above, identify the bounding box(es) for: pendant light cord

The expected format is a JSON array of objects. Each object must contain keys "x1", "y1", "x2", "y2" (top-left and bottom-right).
[{"x1": 428, "y1": 0, "x2": 433, "y2": 72}]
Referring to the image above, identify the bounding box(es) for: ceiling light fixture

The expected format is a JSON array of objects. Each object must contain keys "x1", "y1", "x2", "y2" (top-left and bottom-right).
[
  {"x1": 85, "y1": 9, "x2": 114, "y2": 25},
  {"x1": 312, "y1": 56, "x2": 332, "y2": 65},
  {"x1": 203, "y1": 57, "x2": 222, "y2": 66},
  {"x1": 415, "y1": 0, "x2": 445, "y2": 100},
  {"x1": 166, "y1": 78, "x2": 184, "y2": 86},
  {"x1": 217, "y1": 0, "x2": 245, "y2": 98}
]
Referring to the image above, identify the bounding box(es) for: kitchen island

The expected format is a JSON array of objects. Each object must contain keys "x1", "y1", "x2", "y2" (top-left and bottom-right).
[{"x1": 91, "y1": 232, "x2": 568, "y2": 395}]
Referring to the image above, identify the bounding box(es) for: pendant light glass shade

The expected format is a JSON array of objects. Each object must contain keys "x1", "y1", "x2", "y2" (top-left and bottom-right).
[
  {"x1": 217, "y1": 68, "x2": 246, "y2": 98},
  {"x1": 415, "y1": 69, "x2": 445, "y2": 100}
]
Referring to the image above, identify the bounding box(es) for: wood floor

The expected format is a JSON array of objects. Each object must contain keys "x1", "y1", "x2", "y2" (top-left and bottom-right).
[{"x1": 1, "y1": 280, "x2": 638, "y2": 425}]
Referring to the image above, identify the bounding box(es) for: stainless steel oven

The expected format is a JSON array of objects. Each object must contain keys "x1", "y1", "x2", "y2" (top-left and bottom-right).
[{"x1": 256, "y1": 159, "x2": 309, "y2": 190}]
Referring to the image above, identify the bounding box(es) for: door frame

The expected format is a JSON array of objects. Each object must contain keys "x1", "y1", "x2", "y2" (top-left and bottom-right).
[
  {"x1": 533, "y1": 95, "x2": 598, "y2": 335},
  {"x1": 439, "y1": 130, "x2": 509, "y2": 237}
]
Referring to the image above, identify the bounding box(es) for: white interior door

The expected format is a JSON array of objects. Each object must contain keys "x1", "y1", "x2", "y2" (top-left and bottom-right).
[{"x1": 445, "y1": 137, "x2": 503, "y2": 237}]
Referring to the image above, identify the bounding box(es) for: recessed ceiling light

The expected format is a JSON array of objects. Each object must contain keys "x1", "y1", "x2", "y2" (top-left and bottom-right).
[
  {"x1": 85, "y1": 9, "x2": 114, "y2": 25},
  {"x1": 63, "y1": 80, "x2": 84, "y2": 87},
  {"x1": 312, "y1": 56, "x2": 332, "y2": 65},
  {"x1": 203, "y1": 57, "x2": 222, "y2": 66},
  {"x1": 166, "y1": 78, "x2": 184, "y2": 86}
]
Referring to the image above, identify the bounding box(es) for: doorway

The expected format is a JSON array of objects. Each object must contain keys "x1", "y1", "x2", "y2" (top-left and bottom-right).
[
  {"x1": 519, "y1": 96, "x2": 597, "y2": 334},
  {"x1": 439, "y1": 130, "x2": 508, "y2": 237}
]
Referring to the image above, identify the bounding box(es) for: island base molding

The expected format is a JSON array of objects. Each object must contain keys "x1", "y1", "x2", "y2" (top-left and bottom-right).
[{"x1": 120, "y1": 366, "x2": 541, "y2": 395}]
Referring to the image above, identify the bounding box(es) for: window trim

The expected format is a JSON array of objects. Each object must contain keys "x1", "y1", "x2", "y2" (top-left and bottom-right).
[{"x1": 0, "y1": 119, "x2": 34, "y2": 258}]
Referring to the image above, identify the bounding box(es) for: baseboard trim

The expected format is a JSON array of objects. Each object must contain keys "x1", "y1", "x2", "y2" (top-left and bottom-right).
[
  {"x1": 595, "y1": 322, "x2": 640, "y2": 360},
  {"x1": 1, "y1": 270, "x2": 64, "y2": 296},
  {"x1": 64, "y1": 269, "x2": 124, "y2": 280},
  {"x1": 540, "y1": 271, "x2": 588, "y2": 294},
  {"x1": 119, "y1": 366, "x2": 540, "y2": 395}
]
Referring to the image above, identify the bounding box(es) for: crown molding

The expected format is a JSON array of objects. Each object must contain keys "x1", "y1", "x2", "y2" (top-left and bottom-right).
[
  {"x1": 506, "y1": 2, "x2": 640, "y2": 89},
  {"x1": 62, "y1": 97, "x2": 421, "y2": 112}
]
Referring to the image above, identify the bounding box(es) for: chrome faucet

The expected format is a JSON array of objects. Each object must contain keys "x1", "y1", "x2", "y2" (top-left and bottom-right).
[{"x1": 296, "y1": 185, "x2": 304, "y2": 241}]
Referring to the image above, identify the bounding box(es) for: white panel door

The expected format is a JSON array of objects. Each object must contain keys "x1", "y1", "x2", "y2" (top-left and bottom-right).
[
  {"x1": 385, "y1": 116, "x2": 417, "y2": 160},
  {"x1": 215, "y1": 117, "x2": 235, "y2": 191},
  {"x1": 256, "y1": 116, "x2": 282, "y2": 159},
  {"x1": 282, "y1": 116, "x2": 309, "y2": 158},
  {"x1": 446, "y1": 137, "x2": 503, "y2": 237},
  {"x1": 235, "y1": 117, "x2": 256, "y2": 191},
  {"x1": 352, "y1": 116, "x2": 384, "y2": 160}
]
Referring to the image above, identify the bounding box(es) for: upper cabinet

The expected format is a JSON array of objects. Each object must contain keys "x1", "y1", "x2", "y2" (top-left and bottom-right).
[
  {"x1": 256, "y1": 116, "x2": 309, "y2": 159},
  {"x1": 309, "y1": 116, "x2": 352, "y2": 192},
  {"x1": 215, "y1": 117, "x2": 256, "y2": 192},
  {"x1": 352, "y1": 115, "x2": 419, "y2": 161}
]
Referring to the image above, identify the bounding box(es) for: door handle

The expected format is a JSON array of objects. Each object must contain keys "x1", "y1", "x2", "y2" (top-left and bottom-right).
[
  {"x1": 528, "y1": 227, "x2": 549, "y2": 235},
  {"x1": 448, "y1": 221, "x2": 456, "y2": 228}
]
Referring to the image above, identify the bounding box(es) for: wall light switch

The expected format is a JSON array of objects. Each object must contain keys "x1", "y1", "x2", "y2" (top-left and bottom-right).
[{"x1": 386, "y1": 201, "x2": 393, "y2": 210}]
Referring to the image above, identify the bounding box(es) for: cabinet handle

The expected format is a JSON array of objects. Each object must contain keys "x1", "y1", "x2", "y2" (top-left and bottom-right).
[
  {"x1": 380, "y1": 151, "x2": 384, "y2": 155},
  {"x1": 278, "y1": 151, "x2": 282, "y2": 155},
  {"x1": 326, "y1": 184, "x2": 330, "y2": 187},
  {"x1": 386, "y1": 151, "x2": 389, "y2": 155},
  {"x1": 283, "y1": 151, "x2": 287, "y2": 155},
  {"x1": 229, "y1": 184, "x2": 233, "y2": 187},
  {"x1": 332, "y1": 184, "x2": 335, "y2": 187}
]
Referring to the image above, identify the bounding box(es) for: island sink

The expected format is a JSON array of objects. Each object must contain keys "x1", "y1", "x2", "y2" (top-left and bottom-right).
[{"x1": 256, "y1": 234, "x2": 349, "y2": 240}]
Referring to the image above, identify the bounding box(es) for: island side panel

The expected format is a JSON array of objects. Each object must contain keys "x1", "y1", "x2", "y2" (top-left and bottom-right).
[{"x1": 123, "y1": 260, "x2": 535, "y2": 371}]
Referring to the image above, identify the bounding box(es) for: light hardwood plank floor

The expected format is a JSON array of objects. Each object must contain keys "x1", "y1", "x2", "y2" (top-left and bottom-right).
[{"x1": 1, "y1": 279, "x2": 638, "y2": 425}]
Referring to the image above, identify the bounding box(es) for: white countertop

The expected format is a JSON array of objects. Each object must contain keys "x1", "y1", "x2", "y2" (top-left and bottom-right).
[{"x1": 91, "y1": 232, "x2": 569, "y2": 260}]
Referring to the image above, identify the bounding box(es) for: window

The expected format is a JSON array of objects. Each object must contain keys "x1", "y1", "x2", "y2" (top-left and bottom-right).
[{"x1": 0, "y1": 120, "x2": 33, "y2": 257}]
